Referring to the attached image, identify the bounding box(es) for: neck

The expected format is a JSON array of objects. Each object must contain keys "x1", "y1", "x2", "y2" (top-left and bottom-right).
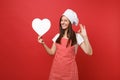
[{"x1": 63, "y1": 29, "x2": 68, "y2": 38}]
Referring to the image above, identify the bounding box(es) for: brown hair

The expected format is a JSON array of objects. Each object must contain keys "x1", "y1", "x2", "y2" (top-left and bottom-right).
[{"x1": 56, "y1": 16, "x2": 77, "y2": 47}]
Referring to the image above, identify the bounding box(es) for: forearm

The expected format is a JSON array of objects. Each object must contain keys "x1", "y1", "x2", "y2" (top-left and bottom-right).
[
  {"x1": 42, "y1": 43, "x2": 55, "y2": 55},
  {"x1": 82, "y1": 36, "x2": 93, "y2": 55},
  {"x1": 78, "y1": 24, "x2": 93, "y2": 55}
]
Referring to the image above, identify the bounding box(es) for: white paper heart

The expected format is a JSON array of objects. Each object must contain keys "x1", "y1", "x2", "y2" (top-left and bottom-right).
[{"x1": 32, "y1": 18, "x2": 51, "y2": 36}]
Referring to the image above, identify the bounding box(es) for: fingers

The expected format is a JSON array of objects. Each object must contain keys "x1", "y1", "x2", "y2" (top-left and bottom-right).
[
  {"x1": 80, "y1": 24, "x2": 86, "y2": 28},
  {"x1": 80, "y1": 24, "x2": 86, "y2": 30},
  {"x1": 38, "y1": 35, "x2": 42, "y2": 40},
  {"x1": 78, "y1": 24, "x2": 83, "y2": 33},
  {"x1": 38, "y1": 38, "x2": 43, "y2": 43},
  {"x1": 83, "y1": 25, "x2": 86, "y2": 29},
  {"x1": 80, "y1": 24, "x2": 83, "y2": 30},
  {"x1": 38, "y1": 35, "x2": 44, "y2": 44},
  {"x1": 79, "y1": 24, "x2": 83, "y2": 33}
]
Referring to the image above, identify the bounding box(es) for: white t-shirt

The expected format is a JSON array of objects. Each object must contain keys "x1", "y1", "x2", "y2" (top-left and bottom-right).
[{"x1": 52, "y1": 33, "x2": 84, "y2": 45}]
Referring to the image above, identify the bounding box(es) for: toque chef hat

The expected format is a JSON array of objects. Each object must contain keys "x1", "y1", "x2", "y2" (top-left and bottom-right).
[{"x1": 63, "y1": 9, "x2": 79, "y2": 26}]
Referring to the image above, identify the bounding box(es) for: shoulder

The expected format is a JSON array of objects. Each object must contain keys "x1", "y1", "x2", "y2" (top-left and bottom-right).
[
  {"x1": 53, "y1": 33, "x2": 60, "y2": 39},
  {"x1": 52, "y1": 33, "x2": 60, "y2": 43},
  {"x1": 75, "y1": 33, "x2": 84, "y2": 45},
  {"x1": 55, "y1": 33, "x2": 60, "y2": 37},
  {"x1": 76, "y1": 33, "x2": 80, "y2": 37},
  {"x1": 76, "y1": 33, "x2": 82, "y2": 38}
]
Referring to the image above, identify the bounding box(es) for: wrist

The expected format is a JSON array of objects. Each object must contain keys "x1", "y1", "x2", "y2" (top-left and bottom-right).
[{"x1": 41, "y1": 42, "x2": 45, "y2": 45}]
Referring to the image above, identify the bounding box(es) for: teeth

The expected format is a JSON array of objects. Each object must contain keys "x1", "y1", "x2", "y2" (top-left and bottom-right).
[
  {"x1": 62, "y1": 25, "x2": 66, "y2": 27},
  {"x1": 62, "y1": 25, "x2": 65, "y2": 26}
]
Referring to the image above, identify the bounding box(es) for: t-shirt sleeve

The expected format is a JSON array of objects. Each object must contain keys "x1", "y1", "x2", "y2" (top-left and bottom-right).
[
  {"x1": 76, "y1": 33, "x2": 84, "y2": 45},
  {"x1": 52, "y1": 33, "x2": 60, "y2": 43}
]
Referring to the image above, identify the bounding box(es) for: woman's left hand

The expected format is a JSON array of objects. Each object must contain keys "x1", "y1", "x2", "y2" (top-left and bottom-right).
[
  {"x1": 78, "y1": 24, "x2": 93, "y2": 55},
  {"x1": 78, "y1": 24, "x2": 87, "y2": 37}
]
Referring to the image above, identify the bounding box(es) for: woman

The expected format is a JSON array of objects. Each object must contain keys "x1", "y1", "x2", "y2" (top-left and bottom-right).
[{"x1": 38, "y1": 9, "x2": 93, "y2": 80}]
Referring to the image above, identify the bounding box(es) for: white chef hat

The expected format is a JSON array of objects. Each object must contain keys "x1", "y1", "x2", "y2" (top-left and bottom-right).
[{"x1": 63, "y1": 9, "x2": 79, "y2": 26}]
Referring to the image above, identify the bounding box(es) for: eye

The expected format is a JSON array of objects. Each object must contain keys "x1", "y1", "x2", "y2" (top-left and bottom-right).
[
  {"x1": 61, "y1": 19, "x2": 64, "y2": 22},
  {"x1": 64, "y1": 19, "x2": 67, "y2": 22}
]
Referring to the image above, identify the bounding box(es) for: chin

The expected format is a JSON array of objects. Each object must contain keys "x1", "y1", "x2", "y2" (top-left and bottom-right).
[
  {"x1": 62, "y1": 28, "x2": 66, "y2": 30},
  {"x1": 62, "y1": 27, "x2": 67, "y2": 30}
]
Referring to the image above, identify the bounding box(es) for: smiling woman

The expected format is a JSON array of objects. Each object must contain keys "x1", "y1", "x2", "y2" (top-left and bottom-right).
[
  {"x1": 38, "y1": 9, "x2": 93, "y2": 80},
  {"x1": 0, "y1": 0, "x2": 119, "y2": 80}
]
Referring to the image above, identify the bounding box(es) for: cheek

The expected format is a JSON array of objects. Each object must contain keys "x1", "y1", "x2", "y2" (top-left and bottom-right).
[
  {"x1": 60, "y1": 21, "x2": 63, "y2": 25},
  {"x1": 66, "y1": 22, "x2": 69, "y2": 26}
]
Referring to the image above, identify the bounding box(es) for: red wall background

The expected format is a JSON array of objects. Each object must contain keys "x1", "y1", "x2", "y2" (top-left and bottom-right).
[{"x1": 0, "y1": 0, "x2": 120, "y2": 80}]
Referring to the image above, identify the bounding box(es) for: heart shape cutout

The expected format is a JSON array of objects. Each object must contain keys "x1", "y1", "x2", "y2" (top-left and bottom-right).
[{"x1": 32, "y1": 18, "x2": 51, "y2": 36}]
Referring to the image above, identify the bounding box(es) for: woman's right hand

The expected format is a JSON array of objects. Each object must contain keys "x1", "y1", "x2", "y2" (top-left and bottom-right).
[{"x1": 38, "y1": 35, "x2": 45, "y2": 45}]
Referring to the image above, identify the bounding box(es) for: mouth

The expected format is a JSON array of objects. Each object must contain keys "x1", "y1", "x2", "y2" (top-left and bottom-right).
[
  {"x1": 61, "y1": 24, "x2": 67, "y2": 28},
  {"x1": 61, "y1": 25, "x2": 66, "y2": 27}
]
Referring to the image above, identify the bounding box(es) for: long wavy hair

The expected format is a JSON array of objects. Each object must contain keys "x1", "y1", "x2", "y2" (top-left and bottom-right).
[{"x1": 56, "y1": 16, "x2": 77, "y2": 47}]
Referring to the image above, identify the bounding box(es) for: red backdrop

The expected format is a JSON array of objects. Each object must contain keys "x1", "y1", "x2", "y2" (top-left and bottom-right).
[{"x1": 0, "y1": 0, "x2": 120, "y2": 80}]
